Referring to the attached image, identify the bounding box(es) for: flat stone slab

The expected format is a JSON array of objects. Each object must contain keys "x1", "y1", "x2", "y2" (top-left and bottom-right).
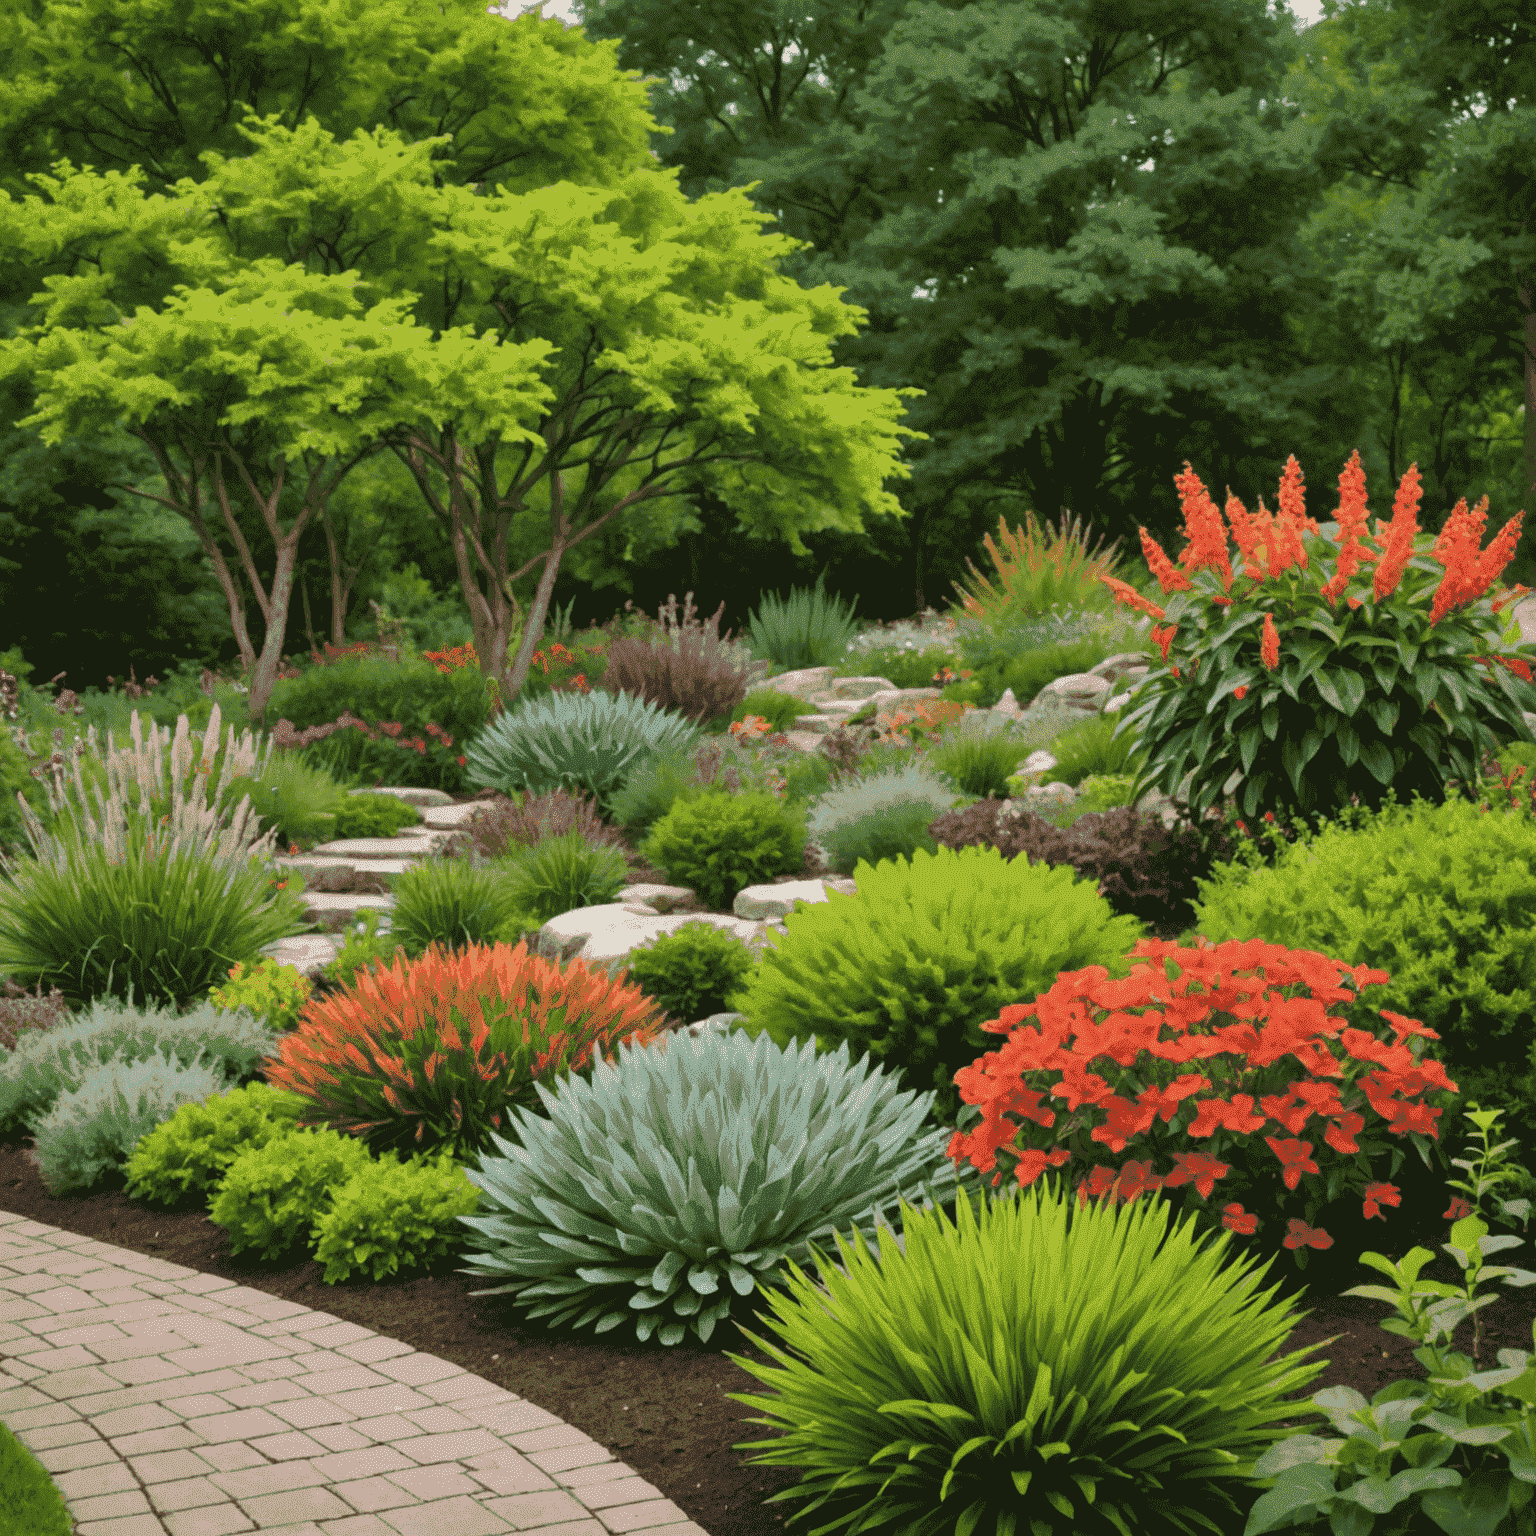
[
  {"x1": 733, "y1": 876, "x2": 858, "y2": 921},
  {"x1": 756, "y1": 666, "x2": 836, "y2": 696},
  {"x1": 616, "y1": 882, "x2": 698, "y2": 913},
  {"x1": 421, "y1": 802, "x2": 484, "y2": 829},
  {"x1": 309, "y1": 836, "x2": 444, "y2": 859},
  {"x1": 279, "y1": 855, "x2": 416, "y2": 877},
  {"x1": 349, "y1": 785, "x2": 454, "y2": 807},
  {"x1": 0, "y1": 1212, "x2": 701, "y2": 1536},
  {"x1": 302, "y1": 892, "x2": 395, "y2": 916},
  {"x1": 260, "y1": 932, "x2": 342, "y2": 978},
  {"x1": 534, "y1": 904, "x2": 787, "y2": 977}
]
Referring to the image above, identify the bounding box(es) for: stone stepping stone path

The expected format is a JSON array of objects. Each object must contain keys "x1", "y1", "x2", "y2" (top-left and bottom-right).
[{"x1": 0, "y1": 1210, "x2": 705, "y2": 1536}]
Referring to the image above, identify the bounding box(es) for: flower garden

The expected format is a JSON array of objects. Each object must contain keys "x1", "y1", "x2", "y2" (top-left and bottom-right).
[{"x1": 5, "y1": 453, "x2": 1536, "y2": 1536}]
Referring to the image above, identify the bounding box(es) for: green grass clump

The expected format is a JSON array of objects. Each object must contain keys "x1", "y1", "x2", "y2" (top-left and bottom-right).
[{"x1": 0, "y1": 1420, "x2": 74, "y2": 1536}]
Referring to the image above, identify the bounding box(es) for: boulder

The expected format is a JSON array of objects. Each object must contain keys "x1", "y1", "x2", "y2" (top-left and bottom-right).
[
  {"x1": 821, "y1": 676, "x2": 898, "y2": 701},
  {"x1": 615, "y1": 882, "x2": 698, "y2": 914},
  {"x1": 420, "y1": 803, "x2": 484, "y2": 830},
  {"x1": 991, "y1": 687, "x2": 1024, "y2": 719},
  {"x1": 866, "y1": 686, "x2": 943, "y2": 712},
  {"x1": 732, "y1": 876, "x2": 858, "y2": 921},
  {"x1": 1034, "y1": 673, "x2": 1111, "y2": 712},
  {"x1": 1018, "y1": 749, "x2": 1058, "y2": 776},
  {"x1": 757, "y1": 666, "x2": 837, "y2": 697},
  {"x1": 1087, "y1": 652, "x2": 1152, "y2": 688},
  {"x1": 534, "y1": 905, "x2": 789, "y2": 977},
  {"x1": 260, "y1": 933, "x2": 342, "y2": 980},
  {"x1": 307, "y1": 836, "x2": 447, "y2": 859}
]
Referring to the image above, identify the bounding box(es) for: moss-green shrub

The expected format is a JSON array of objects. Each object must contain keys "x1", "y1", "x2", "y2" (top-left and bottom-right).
[
  {"x1": 333, "y1": 792, "x2": 423, "y2": 839},
  {"x1": 1039, "y1": 708, "x2": 1145, "y2": 788},
  {"x1": 125, "y1": 1082, "x2": 307, "y2": 1207},
  {"x1": 618, "y1": 920, "x2": 758, "y2": 1024},
  {"x1": 732, "y1": 844, "x2": 1144, "y2": 1130},
  {"x1": 208, "y1": 958, "x2": 312, "y2": 1032},
  {"x1": 732, "y1": 688, "x2": 821, "y2": 733},
  {"x1": 641, "y1": 791, "x2": 806, "y2": 910},
  {"x1": 499, "y1": 830, "x2": 630, "y2": 924}
]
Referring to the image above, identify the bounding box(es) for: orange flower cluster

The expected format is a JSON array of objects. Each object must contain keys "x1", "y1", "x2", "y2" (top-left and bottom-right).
[
  {"x1": 1320, "y1": 451, "x2": 1377, "y2": 605},
  {"x1": 423, "y1": 643, "x2": 478, "y2": 674},
  {"x1": 1431, "y1": 495, "x2": 1524, "y2": 624},
  {"x1": 945, "y1": 938, "x2": 1456, "y2": 1250},
  {"x1": 1260, "y1": 613, "x2": 1280, "y2": 670}
]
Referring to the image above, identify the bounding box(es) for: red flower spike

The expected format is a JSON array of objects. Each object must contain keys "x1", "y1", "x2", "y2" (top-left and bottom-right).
[
  {"x1": 1140, "y1": 528, "x2": 1192, "y2": 595},
  {"x1": 1101, "y1": 576, "x2": 1167, "y2": 621},
  {"x1": 1372, "y1": 463, "x2": 1422, "y2": 602},
  {"x1": 1174, "y1": 464, "x2": 1233, "y2": 589},
  {"x1": 1260, "y1": 614, "x2": 1280, "y2": 670}
]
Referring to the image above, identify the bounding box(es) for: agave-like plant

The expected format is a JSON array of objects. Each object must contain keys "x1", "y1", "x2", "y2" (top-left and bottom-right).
[
  {"x1": 746, "y1": 569, "x2": 862, "y2": 672},
  {"x1": 457, "y1": 1028, "x2": 977, "y2": 1346},
  {"x1": 727, "y1": 1179, "x2": 1325, "y2": 1536},
  {"x1": 462, "y1": 690, "x2": 701, "y2": 814}
]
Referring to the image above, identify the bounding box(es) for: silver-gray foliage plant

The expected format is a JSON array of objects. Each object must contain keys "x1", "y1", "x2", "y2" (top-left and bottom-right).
[
  {"x1": 32, "y1": 1047, "x2": 229, "y2": 1195},
  {"x1": 457, "y1": 1027, "x2": 975, "y2": 1347},
  {"x1": 0, "y1": 998, "x2": 279, "y2": 1136},
  {"x1": 462, "y1": 689, "x2": 702, "y2": 811}
]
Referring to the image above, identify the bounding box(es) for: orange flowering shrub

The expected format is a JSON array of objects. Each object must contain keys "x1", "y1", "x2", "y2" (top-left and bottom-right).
[
  {"x1": 946, "y1": 938, "x2": 1457, "y2": 1271},
  {"x1": 266, "y1": 940, "x2": 669, "y2": 1160},
  {"x1": 1106, "y1": 453, "x2": 1536, "y2": 823}
]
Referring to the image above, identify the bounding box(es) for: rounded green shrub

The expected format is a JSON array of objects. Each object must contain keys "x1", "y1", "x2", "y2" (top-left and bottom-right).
[
  {"x1": 333, "y1": 792, "x2": 423, "y2": 840},
  {"x1": 618, "y1": 919, "x2": 758, "y2": 1024},
  {"x1": 805, "y1": 762, "x2": 966, "y2": 875},
  {"x1": 459, "y1": 1029, "x2": 975, "y2": 1346},
  {"x1": 726, "y1": 1178, "x2": 1322, "y2": 1536},
  {"x1": 125, "y1": 1082, "x2": 307, "y2": 1207},
  {"x1": 219, "y1": 755, "x2": 349, "y2": 848},
  {"x1": 731, "y1": 844, "x2": 1144, "y2": 1130},
  {"x1": 641, "y1": 790, "x2": 806, "y2": 910},
  {"x1": 732, "y1": 688, "x2": 821, "y2": 733},
  {"x1": 1040, "y1": 707, "x2": 1145, "y2": 788},
  {"x1": 209, "y1": 1128, "x2": 375, "y2": 1261},
  {"x1": 208, "y1": 958, "x2": 312, "y2": 1032}
]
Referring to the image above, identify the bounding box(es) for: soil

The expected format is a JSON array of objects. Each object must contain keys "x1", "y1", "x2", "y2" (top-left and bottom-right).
[{"x1": 4, "y1": 1140, "x2": 1533, "y2": 1536}]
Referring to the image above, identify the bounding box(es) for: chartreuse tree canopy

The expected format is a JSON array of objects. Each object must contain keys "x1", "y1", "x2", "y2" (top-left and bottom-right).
[{"x1": 0, "y1": 110, "x2": 926, "y2": 712}]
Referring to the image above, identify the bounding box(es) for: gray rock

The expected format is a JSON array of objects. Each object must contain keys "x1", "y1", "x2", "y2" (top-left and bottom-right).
[
  {"x1": 757, "y1": 666, "x2": 837, "y2": 697},
  {"x1": 308, "y1": 836, "x2": 446, "y2": 859},
  {"x1": 1087, "y1": 652, "x2": 1152, "y2": 687},
  {"x1": 278, "y1": 854, "x2": 416, "y2": 876},
  {"x1": 260, "y1": 933, "x2": 342, "y2": 980},
  {"x1": 732, "y1": 876, "x2": 859, "y2": 922},
  {"x1": 616, "y1": 882, "x2": 698, "y2": 914},
  {"x1": 534, "y1": 904, "x2": 789, "y2": 978},
  {"x1": 1018, "y1": 749, "x2": 1058, "y2": 775},
  {"x1": 1034, "y1": 673, "x2": 1111, "y2": 711},
  {"x1": 349, "y1": 786, "x2": 454, "y2": 808}
]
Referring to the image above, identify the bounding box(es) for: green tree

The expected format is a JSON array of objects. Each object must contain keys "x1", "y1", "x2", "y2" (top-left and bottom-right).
[
  {"x1": 0, "y1": 0, "x2": 669, "y2": 683},
  {"x1": 568, "y1": 0, "x2": 1353, "y2": 603}
]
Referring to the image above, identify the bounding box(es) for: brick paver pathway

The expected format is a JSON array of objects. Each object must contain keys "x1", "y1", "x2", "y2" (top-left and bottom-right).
[{"x1": 0, "y1": 1211, "x2": 707, "y2": 1536}]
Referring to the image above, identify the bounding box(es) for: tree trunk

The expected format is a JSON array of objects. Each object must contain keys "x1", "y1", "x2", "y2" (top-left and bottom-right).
[{"x1": 1522, "y1": 280, "x2": 1536, "y2": 514}]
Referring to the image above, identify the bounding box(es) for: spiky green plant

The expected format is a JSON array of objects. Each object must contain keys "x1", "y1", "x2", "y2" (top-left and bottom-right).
[{"x1": 747, "y1": 570, "x2": 862, "y2": 672}]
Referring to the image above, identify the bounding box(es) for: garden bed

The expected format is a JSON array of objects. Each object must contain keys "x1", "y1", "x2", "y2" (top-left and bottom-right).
[{"x1": 2, "y1": 1139, "x2": 1529, "y2": 1536}]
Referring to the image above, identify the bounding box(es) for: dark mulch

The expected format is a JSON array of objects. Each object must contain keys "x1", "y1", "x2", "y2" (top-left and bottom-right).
[{"x1": 4, "y1": 1138, "x2": 1533, "y2": 1535}]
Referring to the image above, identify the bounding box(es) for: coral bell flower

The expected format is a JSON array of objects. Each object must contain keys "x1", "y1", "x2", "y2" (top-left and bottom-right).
[
  {"x1": 1221, "y1": 1203, "x2": 1258, "y2": 1236},
  {"x1": 1265, "y1": 1136, "x2": 1320, "y2": 1190},
  {"x1": 1362, "y1": 1182, "x2": 1401, "y2": 1221},
  {"x1": 1283, "y1": 1219, "x2": 1333, "y2": 1251}
]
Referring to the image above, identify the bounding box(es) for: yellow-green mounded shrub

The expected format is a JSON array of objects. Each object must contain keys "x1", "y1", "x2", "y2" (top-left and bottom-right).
[
  {"x1": 125, "y1": 1082, "x2": 308, "y2": 1207},
  {"x1": 727, "y1": 1178, "x2": 1322, "y2": 1536},
  {"x1": 209, "y1": 1128, "x2": 373, "y2": 1260},
  {"x1": 208, "y1": 959, "x2": 313, "y2": 1032},
  {"x1": 311, "y1": 1155, "x2": 480, "y2": 1284},
  {"x1": 731, "y1": 844, "x2": 1144, "y2": 1131}
]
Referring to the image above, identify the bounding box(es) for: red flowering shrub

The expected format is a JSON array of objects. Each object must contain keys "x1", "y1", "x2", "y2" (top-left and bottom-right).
[
  {"x1": 266, "y1": 940, "x2": 669, "y2": 1160},
  {"x1": 946, "y1": 937, "x2": 1456, "y2": 1274}
]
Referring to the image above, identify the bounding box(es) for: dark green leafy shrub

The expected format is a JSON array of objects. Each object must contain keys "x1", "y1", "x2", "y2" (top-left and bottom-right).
[
  {"x1": 499, "y1": 830, "x2": 630, "y2": 924},
  {"x1": 459, "y1": 1029, "x2": 974, "y2": 1346},
  {"x1": 607, "y1": 738, "x2": 784, "y2": 836},
  {"x1": 726, "y1": 1178, "x2": 1322, "y2": 1536},
  {"x1": 219, "y1": 755, "x2": 349, "y2": 847},
  {"x1": 641, "y1": 791, "x2": 806, "y2": 910},
  {"x1": 1040, "y1": 707, "x2": 1146, "y2": 787},
  {"x1": 388, "y1": 860, "x2": 536, "y2": 956},
  {"x1": 32, "y1": 1048, "x2": 230, "y2": 1195},
  {"x1": 805, "y1": 763, "x2": 963, "y2": 875},
  {"x1": 732, "y1": 845, "x2": 1144, "y2": 1130},
  {"x1": 333, "y1": 793, "x2": 422, "y2": 839},
  {"x1": 209, "y1": 1128, "x2": 376, "y2": 1260},
  {"x1": 311, "y1": 1155, "x2": 481, "y2": 1284},
  {"x1": 618, "y1": 920, "x2": 758, "y2": 1024},
  {"x1": 125, "y1": 1082, "x2": 307, "y2": 1207}
]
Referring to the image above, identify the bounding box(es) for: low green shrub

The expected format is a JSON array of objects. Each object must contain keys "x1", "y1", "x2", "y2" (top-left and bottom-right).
[
  {"x1": 208, "y1": 958, "x2": 313, "y2": 1033},
  {"x1": 834, "y1": 641, "x2": 958, "y2": 691},
  {"x1": 726, "y1": 1178, "x2": 1322, "y2": 1536},
  {"x1": 333, "y1": 792, "x2": 423, "y2": 840},
  {"x1": 731, "y1": 844, "x2": 1144, "y2": 1130},
  {"x1": 220, "y1": 754, "x2": 349, "y2": 848},
  {"x1": 32, "y1": 1048, "x2": 230, "y2": 1195},
  {"x1": 125, "y1": 1081, "x2": 307, "y2": 1207},
  {"x1": 499, "y1": 831, "x2": 630, "y2": 924},
  {"x1": 0, "y1": 999, "x2": 280, "y2": 1138},
  {"x1": 210, "y1": 1128, "x2": 375, "y2": 1261},
  {"x1": 618, "y1": 920, "x2": 758, "y2": 1024},
  {"x1": 388, "y1": 859, "x2": 535, "y2": 957},
  {"x1": 805, "y1": 763, "x2": 965, "y2": 875},
  {"x1": 1040, "y1": 707, "x2": 1145, "y2": 787},
  {"x1": 463, "y1": 689, "x2": 700, "y2": 814},
  {"x1": 641, "y1": 791, "x2": 806, "y2": 910},
  {"x1": 1075, "y1": 772, "x2": 1142, "y2": 813},
  {"x1": 459, "y1": 1029, "x2": 975, "y2": 1346},
  {"x1": 311, "y1": 1155, "x2": 481, "y2": 1284},
  {"x1": 924, "y1": 716, "x2": 1032, "y2": 799}
]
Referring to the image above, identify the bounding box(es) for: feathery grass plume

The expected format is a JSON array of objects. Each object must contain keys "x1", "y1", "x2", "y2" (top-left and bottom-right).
[{"x1": 14, "y1": 704, "x2": 275, "y2": 873}]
